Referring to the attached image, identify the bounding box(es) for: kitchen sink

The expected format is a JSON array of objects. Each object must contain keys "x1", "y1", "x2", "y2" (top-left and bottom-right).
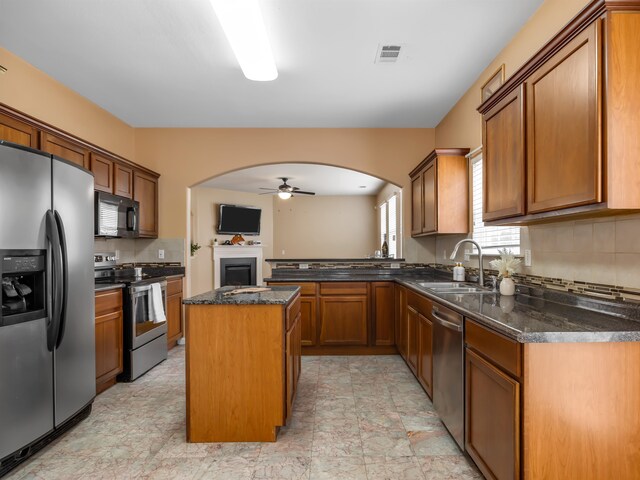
[{"x1": 416, "y1": 282, "x2": 492, "y2": 294}]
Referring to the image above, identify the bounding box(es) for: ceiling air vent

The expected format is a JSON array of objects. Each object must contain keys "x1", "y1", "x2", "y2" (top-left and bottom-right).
[{"x1": 375, "y1": 44, "x2": 402, "y2": 64}]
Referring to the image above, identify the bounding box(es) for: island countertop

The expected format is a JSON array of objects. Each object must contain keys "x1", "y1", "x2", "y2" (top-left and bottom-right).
[{"x1": 183, "y1": 285, "x2": 300, "y2": 305}]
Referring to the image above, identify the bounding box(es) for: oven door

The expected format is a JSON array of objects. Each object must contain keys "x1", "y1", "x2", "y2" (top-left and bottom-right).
[{"x1": 129, "y1": 281, "x2": 167, "y2": 349}]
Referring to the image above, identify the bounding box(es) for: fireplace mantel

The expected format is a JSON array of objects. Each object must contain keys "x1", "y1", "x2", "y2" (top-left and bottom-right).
[{"x1": 213, "y1": 245, "x2": 263, "y2": 288}]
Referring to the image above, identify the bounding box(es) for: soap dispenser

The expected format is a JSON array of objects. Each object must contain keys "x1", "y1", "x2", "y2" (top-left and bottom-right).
[{"x1": 453, "y1": 262, "x2": 465, "y2": 281}]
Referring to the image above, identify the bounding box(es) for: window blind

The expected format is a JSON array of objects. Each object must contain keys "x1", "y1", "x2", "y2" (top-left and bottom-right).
[{"x1": 472, "y1": 155, "x2": 520, "y2": 254}]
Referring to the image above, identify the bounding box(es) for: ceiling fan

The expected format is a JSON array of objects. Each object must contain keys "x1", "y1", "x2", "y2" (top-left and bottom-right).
[{"x1": 259, "y1": 177, "x2": 316, "y2": 199}]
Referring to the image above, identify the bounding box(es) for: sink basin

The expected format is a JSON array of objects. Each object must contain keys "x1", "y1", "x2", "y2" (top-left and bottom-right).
[{"x1": 416, "y1": 282, "x2": 492, "y2": 294}]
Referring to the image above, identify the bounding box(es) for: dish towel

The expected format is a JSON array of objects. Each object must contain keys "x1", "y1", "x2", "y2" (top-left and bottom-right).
[{"x1": 148, "y1": 283, "x2": 166, "y2": 323}]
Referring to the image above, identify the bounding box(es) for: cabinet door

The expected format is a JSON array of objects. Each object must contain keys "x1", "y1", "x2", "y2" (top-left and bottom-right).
[
  {"x1": 114, "y1": 163, "x2": 134, "y2": 199},
  {"x1": 483, "y1": 85, "x2": 526, "y2": 221},
  {"x1": 526, "y1": 23, "x2": 601, "y2": 214},
  {"x1": 407, "y1": 306, "x2": 419, "y2": 374},
  {"x1": 294, "y1": 312, "x2": 302, "y2": 386},
  {"x1": 466, "y1": 348, "x2": 520, "y2": 480},
  {"x1": 40, "y1": 131, "x2": 90, "y2": 169},
  {"x1": 372, "y1": 282, "x2": 395, "y2": 346},
  {"x1": 300, "y1": 296, "x2": 317, "y2": 347},
  {"x1": 411, "y1": 174, "x2": 423, "y2": 236},
  {"x1": 0, "y1": 111, "x2": 38, "y2": 148},
  {"x1": 166, "y1": 292, "x2": 183, "y2": 348},
  {"x1": 395, "y1": 286, "x2": 408, "y2": 360},
  {"x1": 95, "y1": 311, "x2": 123, "y2": 385},
  {"x1": 133, "y1": 170, "x2": 159, "y2": 237},
  {"x1": 285, "y1": 314, "x2": 301, "y2": 424},
  {"x1": 91, "y1": 152, "x2": 114, "y2": 193},
  {"x1": 422, "y1": 162, "x2": 437, "y2": 233},
  {"x1": 319, "y1": 296, "x2": 368, "y2": 346},
  {"x1": 417, "y1": 313, "x2": 433, "y2": 398}
]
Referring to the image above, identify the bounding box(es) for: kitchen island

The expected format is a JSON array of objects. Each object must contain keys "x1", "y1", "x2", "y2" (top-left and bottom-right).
[{"x1": 183, "y1": 285, "x2": 301, "y2": 442}]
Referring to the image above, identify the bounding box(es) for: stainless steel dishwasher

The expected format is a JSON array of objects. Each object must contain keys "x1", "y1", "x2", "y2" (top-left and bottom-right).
[{"x1": 431, "y1": 301, "x2": 464, "y2": 450}]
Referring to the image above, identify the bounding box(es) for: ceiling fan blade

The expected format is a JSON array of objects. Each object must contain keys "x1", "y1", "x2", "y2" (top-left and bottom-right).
[
  {"x1": 259, "y1": 187, "x2": 278, "y2": 191},
  {"x1": 294, "y1": 191, "x2": 315, "y2": 195},
  {"x1": 258, "y1": 192, "x2": 276, "y2": 195}
]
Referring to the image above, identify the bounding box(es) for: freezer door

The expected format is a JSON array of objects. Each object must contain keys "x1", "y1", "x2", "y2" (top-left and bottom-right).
[
  {"x1": 0, "y1": 142, "x2": 51, "y2": 249},
  {"x1": 0, "y1": 143, "x2": 54, "y2": 459},
  {"x1": 52, "y1": 158, "x2": 95, "y2": 426},
  {"x1": 0, "y1": 320, "x2": 54, "y2": 459}
]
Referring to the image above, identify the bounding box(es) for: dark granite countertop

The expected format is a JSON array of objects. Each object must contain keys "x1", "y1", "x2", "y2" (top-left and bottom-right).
[
  {"x1": 266, "y1": 269, "x2": 640, "y2": 343},
  {"x1": 140, "y1": 266, "x2": 185, "y2": 277},
  {"x1": 184, "y1": 285, "x2": 300, "y2": 306},
  {"x1": 95, "y1": 283, "x2": 125, "y2": 292}
]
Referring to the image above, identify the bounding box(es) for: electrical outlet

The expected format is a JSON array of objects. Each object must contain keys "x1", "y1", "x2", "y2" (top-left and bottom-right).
[
  {"x1": 158, "y1": 249, "x2": 165, "y2": 259},
  {"x1": 390, "y1": 263, "x2": 401, "y2": 269},
  {"x1": 282, "y1": 250, "x2": 285, "y2": 255},
  {"x1": 115, "y1": 249, "x2": 120, "y2": 260},
  {"x1": 300, "y1": 263, "x2": 309, "y2": 269},
  {"x1": 524, "y1": 249, "x2": 532, "y2": 267},
  {"x1": 443, "y1": 249, "x2": 447, "y2": 260},
  {"x1": 464, "y1": 249, "x2": 470, "y2": 261}
]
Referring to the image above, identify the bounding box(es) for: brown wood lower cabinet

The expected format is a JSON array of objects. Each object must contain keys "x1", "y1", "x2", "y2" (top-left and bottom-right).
[
  {"x1": 285, "y1": 311, "x2": 302, "y2": 423},
  {"x1": 166, "y1": 276, "x2": 184, "y2": 349},
  {"x1": 319, "y1": 296, "x2": 368, "y2": 346},
  {"x1": 466, "y1": 348, "x2": 520, "y2": 480},
  {"x1": 406, "y1": 305, "x2": 419, "y2": 374},
  {"x1": 395, "y1": 285, "x2": 408, "y2": 360},
  {"x1": 95, "y1": 288, "x2": 123, "y2": 394},
  {"x1": 371, "y1": 282, "x2": 395, "y2": 345}
]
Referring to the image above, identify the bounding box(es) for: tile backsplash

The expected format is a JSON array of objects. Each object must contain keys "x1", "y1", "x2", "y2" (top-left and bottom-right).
[{"x1": 93, "y1": 238, "x2": 185, "y2": 264}]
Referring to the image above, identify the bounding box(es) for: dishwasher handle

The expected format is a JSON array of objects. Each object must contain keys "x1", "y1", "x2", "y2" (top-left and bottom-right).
[{"x1": 432, "y1": 308, "x2": 462, "y2": 332}]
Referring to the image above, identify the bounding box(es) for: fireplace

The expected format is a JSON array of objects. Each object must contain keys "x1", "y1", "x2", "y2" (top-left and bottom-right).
[
  {"x1": 212, "y1": 245, "x2": 264, "y2": 289},
  {"x1": 220, "y1": 257, "x2": 257, "y2": 287}
]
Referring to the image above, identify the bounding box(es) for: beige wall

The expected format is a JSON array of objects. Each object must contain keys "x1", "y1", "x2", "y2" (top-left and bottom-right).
[
  {"x1": 135, "y1": 128, "x2": 436, "y2": 264},
  {"x1": 189, "y1": 187, "x2": 274, "y2": 295},
  {"x1": 273, "y1": 195, "x2": 377, "y2": 259},
  {"x1": 0, "y1": 48, "x2": 135, "y2": 159}
]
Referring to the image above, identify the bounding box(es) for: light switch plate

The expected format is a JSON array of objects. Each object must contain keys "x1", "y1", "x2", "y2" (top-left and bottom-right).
[
  {"x1": 390, "y1": 263, "x2": 401, "y2": 269},
  {"x1": 524, "y1": 249, "x2": 532, "y2": 267},
  {"x1": 158, "y1": 249, "x2": 165, "y2": 259}
]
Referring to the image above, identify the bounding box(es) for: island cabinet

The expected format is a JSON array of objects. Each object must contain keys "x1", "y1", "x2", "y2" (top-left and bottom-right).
[
  {"x1": 166, "y1": 276, "x2": 184, "y2": 349},
  {"x1": 94, "y1": 288, "x2": 123, "y2": 394},
  {"x1": 465, "y1": 318, "x2": 640, "y2": 479},
  {"x1": 409, "y1": 148, "x2": 470, "y2": 237},
  {"x1": 185, "y1": 289, "x2": 301, "y2": 442},
  {"x1": 479, "y1": 5, "x2": 640, "y2": 225},
  {"x1": 266, "y1": 282, "x2": 317, "y2": 346}
]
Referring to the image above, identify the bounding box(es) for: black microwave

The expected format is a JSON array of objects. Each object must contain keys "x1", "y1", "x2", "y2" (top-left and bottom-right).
[{"x1": 94, "y1": 191, "x2": 139, "y2": 238}]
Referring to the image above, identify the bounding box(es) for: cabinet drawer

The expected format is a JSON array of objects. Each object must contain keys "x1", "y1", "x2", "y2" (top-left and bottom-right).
[
  {"x1": 95, "y1": 289, "x2": 123, "y2": 316},
  {"x1": 320, "y1": 282, "x2": 367, "y2": 295},
  {"x1": 407, "y1": 290, "x2": 432, "y2": 317},
  {"x1": 269, "y1": 282, "x2": 317, "y2": 296},
  {"x1": 286, "y1": 294, "x2": 301, "y2": 331},
  {"x1": 465, "y1": 319, "x2": 521, "y2": 378},
  {"x1": 166, "y1": 277, "x2": 183, "y2": 296}
]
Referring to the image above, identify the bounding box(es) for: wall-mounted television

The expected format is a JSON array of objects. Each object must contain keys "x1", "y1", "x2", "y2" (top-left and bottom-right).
[{"x1": 217, "y1": 204, "x2": 262, "y2": 235}]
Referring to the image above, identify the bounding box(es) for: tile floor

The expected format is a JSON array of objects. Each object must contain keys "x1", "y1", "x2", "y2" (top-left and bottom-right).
[{"x1": 6, "y1": 347, "x2": 481, "y2": 479}]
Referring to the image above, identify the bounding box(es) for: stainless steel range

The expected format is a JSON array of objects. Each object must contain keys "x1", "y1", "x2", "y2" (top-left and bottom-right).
[{"x1": 94, "y1": 253, "x2": 167, "y2": 381}]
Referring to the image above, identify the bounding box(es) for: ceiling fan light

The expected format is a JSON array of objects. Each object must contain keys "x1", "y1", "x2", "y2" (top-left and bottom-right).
[
  {"x1": 209, "y1": 0, "x2": 278, "y2": 81},
  {"x1": 278, "y1": 191, "x2": 292, "y2": 200}
]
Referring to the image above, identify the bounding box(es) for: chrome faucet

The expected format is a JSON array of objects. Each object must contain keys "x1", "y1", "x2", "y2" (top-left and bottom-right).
[{"x1": 450, "y1": 239, "x2": 484, "y2": 287}]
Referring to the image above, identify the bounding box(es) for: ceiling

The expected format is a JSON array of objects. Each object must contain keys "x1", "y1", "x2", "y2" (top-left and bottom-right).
[
  {"x1": 198, "y1": 163, "x2": 387, "y2": 196},
  {"x1": 0, "y1": 0, "x2": 543, "y2": 128}
]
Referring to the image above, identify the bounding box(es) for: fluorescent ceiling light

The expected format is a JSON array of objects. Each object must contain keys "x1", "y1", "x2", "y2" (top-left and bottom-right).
[
  {"x1": 278, "y1": 191, "x2": 292, "y2": 200},
  {"x1": 209, "y1": 0, "x2": 278, "y2": 81}
]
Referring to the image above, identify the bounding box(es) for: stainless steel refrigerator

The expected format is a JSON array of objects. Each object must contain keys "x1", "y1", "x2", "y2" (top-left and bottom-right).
[{"x1": 0, "y1": 141, "x2": 95, "y2": 475}]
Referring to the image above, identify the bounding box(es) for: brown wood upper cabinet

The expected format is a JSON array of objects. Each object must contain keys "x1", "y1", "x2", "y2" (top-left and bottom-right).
[
  {"x1": 134, "y1": 170, "x2": 159, "y2": 237},
  {"x1": 91, "y1": 152, "x2": 114, "y2": 193},
  {"x1": 409, "y1": 148, "x2": 470, "y2": 236},
  {"x1": 40, "y1": 131, "x2": 90, "y2": 169},
  {"x1": 480, "y1": 9, "x2": 640, "y2": 225},
  {"x1": 114, "y1": 163, "x2": 134, "y2": 199},
  {"x1": 0, "y1": 111, "x2": 38, "y2": 148}
]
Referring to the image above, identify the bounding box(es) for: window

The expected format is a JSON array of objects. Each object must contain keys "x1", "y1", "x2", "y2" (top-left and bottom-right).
[
  {"x1": 379, "y1": 193, "x2": 400, "y2": 258},
  {"x1": 471, "y1": 154, "x2": 520, "y2": 254}
]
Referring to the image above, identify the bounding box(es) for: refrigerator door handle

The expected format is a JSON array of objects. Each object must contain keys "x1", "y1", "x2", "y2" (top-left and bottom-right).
[
  {"x1": 53, "y1": 210, "x2": 69, "y2": 349},
  {"x1": 45, "y1": 210, "x2": 63, "y2": 352}
]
